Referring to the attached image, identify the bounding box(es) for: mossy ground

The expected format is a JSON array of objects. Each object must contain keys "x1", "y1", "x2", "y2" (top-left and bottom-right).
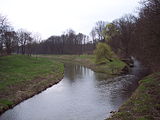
[
  {"x1": 107, "y1": 72, "x2": 160, "y2": 120},
  {"x1": 0, "y1": 55, "x2": 64, "y2": 114}
]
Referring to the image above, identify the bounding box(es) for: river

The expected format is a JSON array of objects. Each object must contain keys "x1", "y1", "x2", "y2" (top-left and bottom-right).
[{"x1": 0, "y1": 59, "x2": 148, "y2": 120}]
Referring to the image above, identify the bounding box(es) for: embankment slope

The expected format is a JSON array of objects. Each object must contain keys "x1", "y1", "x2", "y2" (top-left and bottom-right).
[{"x1": 0, "y1": 55, "x2": 64, "y2": 114}]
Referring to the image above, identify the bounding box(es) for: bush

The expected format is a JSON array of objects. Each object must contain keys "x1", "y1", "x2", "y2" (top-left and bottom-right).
[{"x1": 94, "y1": 42, "x2": 114, "y2": 64}]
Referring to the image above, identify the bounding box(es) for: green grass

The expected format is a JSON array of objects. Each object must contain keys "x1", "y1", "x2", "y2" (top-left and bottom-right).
[
  {"x1": 95, "y1": 57, "x2": 126, "y2": 74},
  {"x1": 0, "y1": 55, "x2": 64, "y2": 112},
  {"x1": 44, "y1": 54, "x2": 126, "y2": 76},
  {"x1": 49, "y1": 54, "x2": 95, "y2": 63},
  {"x1": 0, "y1": 99, "x2": 13, "y2": 108},
  {"x1": 0, "y1": 55, "x2": 63, "y2": 90},
  {"x1": 107, "y1": 72, "x2": 160, "y2": 120}
]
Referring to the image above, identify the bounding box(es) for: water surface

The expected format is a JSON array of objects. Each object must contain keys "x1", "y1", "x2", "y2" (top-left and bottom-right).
[{"x1": 0, "y1": 61, "x2": 145, "y2": 120}]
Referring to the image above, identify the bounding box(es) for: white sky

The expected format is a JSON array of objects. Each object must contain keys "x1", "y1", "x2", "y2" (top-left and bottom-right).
[{"x1": 0, "y1": 0, "x2": 140, "y2": 39}]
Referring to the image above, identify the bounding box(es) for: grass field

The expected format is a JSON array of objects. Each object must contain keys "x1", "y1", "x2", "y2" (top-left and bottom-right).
[{"x1": 0, "y1": 55, "x2": 64, "y2": 113}]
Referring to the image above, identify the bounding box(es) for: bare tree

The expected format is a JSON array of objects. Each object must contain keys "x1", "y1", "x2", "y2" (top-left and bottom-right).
[
  {"x1": 3, "y1": 30, "x2": 17, "y2": 54},
  {"x1": 95, "y1": 21, "x2": 106, "y2": 42},
  {"x1": 17, "y1": 29, "x2": 32, "y2": 55},
  {"x1": 90, "y1": 29, "x2": 97, "y2": 48},
  {"x1": 0, "y1": 14, "x2": 10, "y2": 55}
]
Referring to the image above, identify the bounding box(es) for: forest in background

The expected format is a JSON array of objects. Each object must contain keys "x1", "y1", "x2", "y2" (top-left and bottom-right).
[{"x1": 0, "y1": 0, "x2": 159, "y2": 71}]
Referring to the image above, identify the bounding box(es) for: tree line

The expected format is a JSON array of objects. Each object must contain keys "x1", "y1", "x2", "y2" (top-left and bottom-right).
[
  {"x1": 101, "y1": 0, "x2": 160, "y2": 71},
  {"x1": 0, "y1": 13, "x2": 108, "y2": 56},
  {"x1": 0, "y1": 16, "x2": 100, "y2": 55},
  {"x1": 0, "y1": 0, "x2": 159, "y2": 70},
  {"x1": 34, "y1": 30, "x2": 94, "y2": 55},
  {"x1": 0, "y1": 16, "x2": 35, "y2": 56}
]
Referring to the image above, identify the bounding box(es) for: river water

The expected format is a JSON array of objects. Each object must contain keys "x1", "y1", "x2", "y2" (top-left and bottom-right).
[{"x1": 0, "y1": 59, "x2": 148, "y2": 120}]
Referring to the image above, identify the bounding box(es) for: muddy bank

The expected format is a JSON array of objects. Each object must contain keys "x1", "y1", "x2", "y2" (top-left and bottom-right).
[{"x1": 0, "y1": 74, "x2": 63, "y2": 115}]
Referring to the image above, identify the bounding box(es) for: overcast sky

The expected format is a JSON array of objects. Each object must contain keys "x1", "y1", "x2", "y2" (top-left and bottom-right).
[{"x1": 0, "y1": 0, "x2": 140, "y2": 39}]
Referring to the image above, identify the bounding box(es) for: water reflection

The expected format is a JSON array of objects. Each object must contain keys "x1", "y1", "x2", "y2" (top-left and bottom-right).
[{"x1": 0, "y1": 61, "x2": 145, "y2": 120}]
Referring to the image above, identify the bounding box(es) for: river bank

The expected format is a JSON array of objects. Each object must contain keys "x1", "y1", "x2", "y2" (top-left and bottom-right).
[
  {"x1": 0, "y1": 61, "x2": 139, "y2": 120},
  {"x1": 107, "y1": 72, "x2": 160, "y2": 120},
  {"x1": 44, "y1": 55, "x2": 160, "y2": 120},
  {"x1": 40, "y1": 54, "x2": 127, "y2": 77},
  {"x1": 1, "y1": 54, "x2": 146, "y2": 119},
  {"x1": 0, "y1": 54, "x2": 126, "y2": 115},
  {"x1": 0, "y1": 55, "x2": 64, "y2": 115}
]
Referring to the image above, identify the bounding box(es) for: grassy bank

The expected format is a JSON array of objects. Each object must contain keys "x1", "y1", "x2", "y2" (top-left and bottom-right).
[
  {"x1": 0, "y1": 55, "x2": 64, "y2": 114},
  {"x1": 107, "y1": 72, "x2": 160, "y2": 120},
  {"x1": 40, "y1": 54, "x2": 126, "y2": 76}
]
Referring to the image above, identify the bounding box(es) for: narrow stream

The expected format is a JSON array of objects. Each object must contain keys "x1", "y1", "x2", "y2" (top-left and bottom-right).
[{"x1": 0, "y1": 59, "x2": 148, "y2": 120}]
